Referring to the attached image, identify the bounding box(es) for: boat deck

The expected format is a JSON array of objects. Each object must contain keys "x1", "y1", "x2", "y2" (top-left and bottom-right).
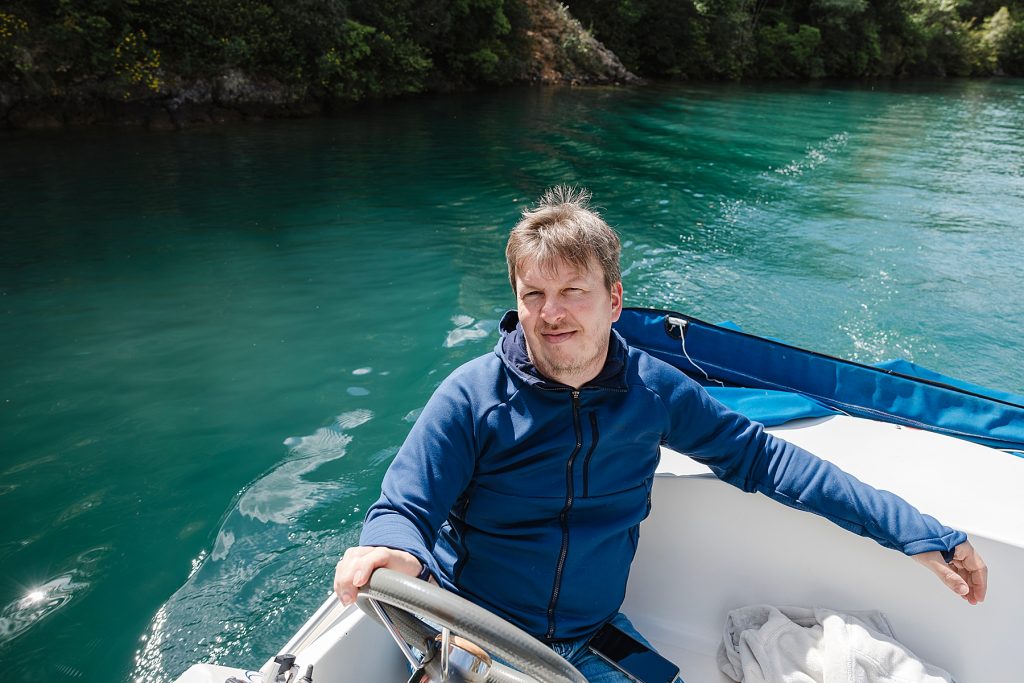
[{"x1": 625, "y1": 414, "x2": 1024, "y2": 682}]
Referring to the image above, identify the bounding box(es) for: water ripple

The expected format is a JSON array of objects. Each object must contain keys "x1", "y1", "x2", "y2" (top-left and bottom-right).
[
  {"x1": 235, "y1": 410, "x2": 372, "y2": 525},
  {"x1": 444, "y1": 315, "x2": 497, "y2": 348},
  {"x1": 770, "y1": 132, "x2": 849, "y2": 178},
  {"x1": 0, "y1": 575, "x2": 84, "y2": 645},
  {"x1": 335, "y1": 408, "x2": 373, "y2": 430}
]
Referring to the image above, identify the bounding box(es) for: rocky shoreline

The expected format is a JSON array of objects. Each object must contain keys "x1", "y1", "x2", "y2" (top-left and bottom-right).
[
  {"x1": 1, "y1": 71, "x2": 324, "y2": 130},
  {"x1": 0, "y1": 0, "x2": 638, "y2": 131}
]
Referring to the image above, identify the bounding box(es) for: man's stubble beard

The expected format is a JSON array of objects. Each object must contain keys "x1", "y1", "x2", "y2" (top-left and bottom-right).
[{"x1": 529, "y1": 337, "x2": 609, "y2": 383}]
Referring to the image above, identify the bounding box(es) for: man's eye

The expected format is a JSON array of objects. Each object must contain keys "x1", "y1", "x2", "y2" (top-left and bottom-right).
[{"x1": 523, "y1": 291, "x2": 541, "y2": 299}]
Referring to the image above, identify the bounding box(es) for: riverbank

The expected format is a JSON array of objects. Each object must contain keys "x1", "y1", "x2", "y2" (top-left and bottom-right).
[
  {"x1": 3, "y1": 0, "x2": 1023, "y2": 130},
  {"x1": 0, "y1": 0, "x2": 637, "y2": 130}
]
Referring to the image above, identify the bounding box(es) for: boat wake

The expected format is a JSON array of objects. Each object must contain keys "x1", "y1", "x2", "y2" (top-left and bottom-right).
[
  {"x1": 770, "y1": 132, "x2": 849, "y2": 178},
  {"x1": 130, "y1": 410, "x2": 373, "y2": 683}
]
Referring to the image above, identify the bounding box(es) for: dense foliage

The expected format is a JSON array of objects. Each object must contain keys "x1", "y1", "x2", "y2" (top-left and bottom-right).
[
  {"x1": 1, "y1": 0, "x2": 1023, "y2": 107},
  {"x1": 566, "y1": 0, "x2": 1024, "y2": 79},
  {"x1": 0, "y1": 0, "x2": 530, "y2": 101}
]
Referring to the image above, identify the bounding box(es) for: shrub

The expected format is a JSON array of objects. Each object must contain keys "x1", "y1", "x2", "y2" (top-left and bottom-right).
[
  {"x1": 753, "y1": 22, "x2": 824, "y2": 79},
  {"x1": 0, "y1": 10, "x2": 30, "y2": 83}
]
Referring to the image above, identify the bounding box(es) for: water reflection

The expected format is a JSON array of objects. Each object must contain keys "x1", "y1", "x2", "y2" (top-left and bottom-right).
[{"x1": 0, "y1": 576, "x2": 83, "y2": 644}]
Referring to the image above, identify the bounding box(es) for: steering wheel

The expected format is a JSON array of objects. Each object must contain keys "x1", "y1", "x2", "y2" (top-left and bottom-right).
[{"x1": 356, "y1": 568, "x2": 586, "y2": 683}]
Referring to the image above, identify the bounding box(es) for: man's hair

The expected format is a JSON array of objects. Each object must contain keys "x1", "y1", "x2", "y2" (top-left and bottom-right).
[{"x1": 506, "y1": 186, "x2": 622, "y2": 293}]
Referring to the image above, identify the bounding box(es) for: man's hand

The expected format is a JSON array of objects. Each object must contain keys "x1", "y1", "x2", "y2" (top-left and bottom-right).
[
  {"x1": 913, "y1": 540, "x2": 988, "y2": 605},
  {"x1": 334, "y1": 546, "x2": 423, "y2": 606}
]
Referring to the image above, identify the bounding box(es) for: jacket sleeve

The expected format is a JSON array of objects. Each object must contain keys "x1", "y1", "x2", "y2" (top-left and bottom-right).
[
  {"x1": 358, "y1": 372, "x2": 478, "y2": 580},
  {"x1": 660, "y1": 372, "x2": 966, "y2": 559}
]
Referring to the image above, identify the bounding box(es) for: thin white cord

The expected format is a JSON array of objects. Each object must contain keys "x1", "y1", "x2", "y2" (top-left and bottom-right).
[{"x1": 667, "y1": 317, "x2": 724, "y2": 387}]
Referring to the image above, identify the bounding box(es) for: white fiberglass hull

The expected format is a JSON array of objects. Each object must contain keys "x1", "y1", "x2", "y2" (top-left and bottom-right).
[{"x1": 175, "y1": 414, "x2": 1024, "y2": 682}]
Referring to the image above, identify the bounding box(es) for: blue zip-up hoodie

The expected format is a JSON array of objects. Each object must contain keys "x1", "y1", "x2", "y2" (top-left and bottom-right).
[{"x1": 361, "y1": 311, "x2": 965, "y2": 641}]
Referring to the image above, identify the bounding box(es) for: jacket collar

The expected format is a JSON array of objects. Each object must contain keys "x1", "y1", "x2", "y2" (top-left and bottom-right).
[{"x1": 496, "y1": 310, "x2": 628, "y2": 391}]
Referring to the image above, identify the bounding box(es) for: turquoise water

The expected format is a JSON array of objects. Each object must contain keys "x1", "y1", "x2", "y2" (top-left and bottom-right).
[{"x1": 1, "y1": 79, "x2": 1022, "y2": 682}]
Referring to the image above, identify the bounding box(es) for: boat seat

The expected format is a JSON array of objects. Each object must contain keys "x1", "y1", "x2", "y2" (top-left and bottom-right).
[{"x1": 622, "y1": 415, "x2": 1024, "y2": 683}]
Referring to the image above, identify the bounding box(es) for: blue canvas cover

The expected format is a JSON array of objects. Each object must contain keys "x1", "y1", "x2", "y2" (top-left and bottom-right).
[{"x1": 613, "y1": 308, "x2": 1024, "y2": 453}]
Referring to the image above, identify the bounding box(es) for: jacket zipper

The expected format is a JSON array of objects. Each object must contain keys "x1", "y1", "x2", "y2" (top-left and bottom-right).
[
  {"x1": 582, "y1": 412, "x2": 599, "y2": 498},
  {"x1": 546, "y1": 389, "x2": 582, "y2": 639},
  {"x1": 451, "y1": 485, "x2": 475, "y2": 585}
]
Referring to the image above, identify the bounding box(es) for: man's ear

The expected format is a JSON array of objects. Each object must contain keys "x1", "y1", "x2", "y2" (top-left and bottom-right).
[{"x1": 610, "y1": 281, "x2": 623, "y2": 322}]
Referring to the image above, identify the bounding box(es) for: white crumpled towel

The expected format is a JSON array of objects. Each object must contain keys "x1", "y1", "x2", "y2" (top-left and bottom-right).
[{"x1": 716, "y1": 605, "x2": 955, "y2": 683}]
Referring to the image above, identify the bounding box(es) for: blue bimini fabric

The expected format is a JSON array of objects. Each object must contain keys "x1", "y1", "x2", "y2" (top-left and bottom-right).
[
  {"x1": 614, "y1": 308, "x2": 1024, "y2": 454},
  {"x1": 704, "y1": 387, "x2": 837, "y2": 426}
]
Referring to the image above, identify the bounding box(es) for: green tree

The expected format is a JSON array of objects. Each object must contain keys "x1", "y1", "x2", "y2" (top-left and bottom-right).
[
  {"x1": 752, "y1": 21, "x2": 824, "y2": 78},
  {"x1": 565, "y1": 0, "x2": 705, "y2": 78},
  {"x1": 983, "y1": 6, "x2": 1024, "y2": 73}
]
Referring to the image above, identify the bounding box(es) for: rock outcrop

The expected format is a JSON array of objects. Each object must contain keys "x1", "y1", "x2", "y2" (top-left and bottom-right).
[{"x1": 517, "y1": 0, "x2": 639, "y2": 85}]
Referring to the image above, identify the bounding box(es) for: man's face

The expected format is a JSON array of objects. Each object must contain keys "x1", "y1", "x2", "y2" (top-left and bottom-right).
[{"x1": 515, "y1": 256, "x2": 623, "y2": 388}]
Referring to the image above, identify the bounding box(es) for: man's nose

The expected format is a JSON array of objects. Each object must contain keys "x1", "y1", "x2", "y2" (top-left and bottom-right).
[{"x1": 540, "y1": 296, "x2": 565, "y2": 321}]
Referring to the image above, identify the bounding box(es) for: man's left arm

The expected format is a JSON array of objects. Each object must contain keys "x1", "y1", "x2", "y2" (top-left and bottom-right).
[{"x1": 660, "y1": 373, "x2": 988, "y2": 604}]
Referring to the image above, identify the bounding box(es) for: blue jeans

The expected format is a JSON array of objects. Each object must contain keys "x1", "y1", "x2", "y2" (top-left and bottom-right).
[
  {"x1": 548, "y1": 612, "x2": 683, "y2": 683},
  {"x1": 411, "y1": 612, "x2": 682, "y2": 682}
]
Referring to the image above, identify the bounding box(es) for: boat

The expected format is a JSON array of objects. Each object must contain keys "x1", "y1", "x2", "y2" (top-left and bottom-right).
[{"x1": 173, "y1": 308, "x2": 1024, "y2": 683}]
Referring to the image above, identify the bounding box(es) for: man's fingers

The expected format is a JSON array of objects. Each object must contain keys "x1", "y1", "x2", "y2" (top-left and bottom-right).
[
  {"x1": 939, "y1": 563, "x2": 970, "y2": 597},
  {"x1": 334, "y1": 547, "x2": 384, "y2": 605},
  {"x1": 913, "y1": 550, "x2": 970, "y2": 600},
  {"x1": 920, "y1": 552, "x2": 969, "y2": 597},
  {"x1": 915, "y1": 542, "x2": 988, "y2": 605},
  {"x1": 333, "y1": 547, "x2": 424, "y2": 607},
  {"x1": 950, "y1": 541, "x2": 988, "y2": 604},
  {"x1": 968, "y1": 566, "x2": 988, "y2": 603},
  {"x1": 351, "y1": 547, "x2": 393, "y2": 586}
]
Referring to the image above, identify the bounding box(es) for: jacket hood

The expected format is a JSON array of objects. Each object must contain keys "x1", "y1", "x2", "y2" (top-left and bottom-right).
[{"x1": 496, "y1": 310, "x2": 628, "y2": 390}]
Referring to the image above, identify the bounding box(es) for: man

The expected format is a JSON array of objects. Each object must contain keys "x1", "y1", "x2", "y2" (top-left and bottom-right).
[{"x1": 335, "y1": 186, "x2": 987, "y2": 680}]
